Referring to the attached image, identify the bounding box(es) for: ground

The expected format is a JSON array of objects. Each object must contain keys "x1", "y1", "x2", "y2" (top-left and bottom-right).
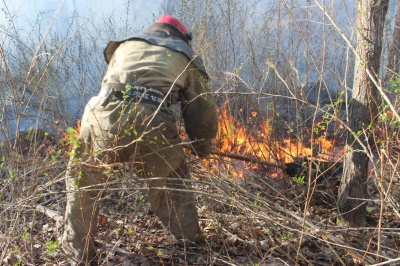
[{"x1": 1, "y1": 136, "x2": 400, "y2": 265}]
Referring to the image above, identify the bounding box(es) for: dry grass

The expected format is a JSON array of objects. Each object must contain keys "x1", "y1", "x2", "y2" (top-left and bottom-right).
[{"x1": 0, "y1": 132, "x2": 400, "y2": 265}]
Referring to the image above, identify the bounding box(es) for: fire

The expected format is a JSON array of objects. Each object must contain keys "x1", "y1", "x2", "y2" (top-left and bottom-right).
[
  {"x1": 60, "y1": 119, "x2": 81, "y2": 153},
  {"x1": 217, "y1": 108, "x2": 247, "y2": 152},
  {"x1": 213, "y1": 105, "x2": 339, "y2": 175},
  {"x1": 216, "y1": 107, "x2": 314, "y2": 165},
  {"x1": 317, "y1": 136, "x2": 333, "y2": 154}
]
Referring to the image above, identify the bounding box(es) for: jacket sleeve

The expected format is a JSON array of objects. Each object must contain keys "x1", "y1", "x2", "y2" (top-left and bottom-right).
[{"x1": 180, "y1": 70, "x2": 218, "y2": 157}]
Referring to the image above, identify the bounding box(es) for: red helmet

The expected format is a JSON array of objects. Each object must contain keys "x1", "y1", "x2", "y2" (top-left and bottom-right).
[{"x1": 156, "y1": 14, "x2": 192, "y2": 41}]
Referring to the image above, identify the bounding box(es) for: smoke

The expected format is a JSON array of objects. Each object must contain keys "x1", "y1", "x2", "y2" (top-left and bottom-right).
[{"x1": 164, "y1": 0, "x2": 173, "y2": 14}]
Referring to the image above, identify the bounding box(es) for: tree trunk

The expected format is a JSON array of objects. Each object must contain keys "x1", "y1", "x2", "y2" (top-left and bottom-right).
[
  {"x1": 337, "y1": 0, "x2": 389, "y2": 227},
  {"x1": 385, "y1": 0, "x2": 400, "y2": 83}
]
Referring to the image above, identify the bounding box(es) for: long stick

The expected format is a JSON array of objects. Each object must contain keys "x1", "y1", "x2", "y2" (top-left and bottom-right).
[{"x1": 209, "y1": 150, "x2": 286, "y2": 169}]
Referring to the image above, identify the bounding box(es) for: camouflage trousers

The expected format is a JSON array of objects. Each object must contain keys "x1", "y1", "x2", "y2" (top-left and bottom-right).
[{"x1": 62, "y1": 96, "x2": 202, "y2": 265}]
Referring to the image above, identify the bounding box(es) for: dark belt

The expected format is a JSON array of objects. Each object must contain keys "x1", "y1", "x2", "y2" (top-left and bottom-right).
[{"x1": 99, "y1": 84, "x2": 166, "y2": 107}]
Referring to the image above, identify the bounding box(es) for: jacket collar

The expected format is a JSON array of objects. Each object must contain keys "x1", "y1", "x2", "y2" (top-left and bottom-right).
[{"x1": 144, "y1": 23, "x2": 189, "y2": 44}]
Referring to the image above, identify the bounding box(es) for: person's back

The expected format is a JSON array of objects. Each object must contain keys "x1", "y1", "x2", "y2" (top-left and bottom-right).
[{"x1": 103, "y1": 33, "x2": 191, "y2": 99}]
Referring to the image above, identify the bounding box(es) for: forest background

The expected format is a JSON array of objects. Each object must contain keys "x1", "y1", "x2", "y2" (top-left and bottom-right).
[{"x1": 1, "y1": 0, "x2": 400, "y2": 265}]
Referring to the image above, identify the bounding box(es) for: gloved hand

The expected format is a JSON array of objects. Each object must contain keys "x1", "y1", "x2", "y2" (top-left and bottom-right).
[{"x1": 191, "y1": 139, "x2": 214, "y2": 157}]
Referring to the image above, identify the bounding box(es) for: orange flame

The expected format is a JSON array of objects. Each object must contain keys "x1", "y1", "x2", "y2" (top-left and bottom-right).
[
  {"x1": 216, "y1": 107, "x2": 315, "y2": 165},
  {"x1": 214, "y1": 105, "x2": 340, "y2": 172}
]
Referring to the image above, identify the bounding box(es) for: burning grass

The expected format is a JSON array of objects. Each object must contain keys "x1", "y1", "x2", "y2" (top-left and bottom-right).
[{"x1": 215, "y1": 104, "x2": 344, "y2": 162}]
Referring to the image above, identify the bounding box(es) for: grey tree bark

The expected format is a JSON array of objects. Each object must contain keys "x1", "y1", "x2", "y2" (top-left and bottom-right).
[
  {"x1": 337, "y1": 0, "x2": 390, "y2": 227},
  {"x1": 385, "y1": 0, "x2": 400, "y2": 83}
]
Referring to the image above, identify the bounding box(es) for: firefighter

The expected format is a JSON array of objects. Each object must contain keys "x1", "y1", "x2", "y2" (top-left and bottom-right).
[{"x1": 62, "y1": 14, "x2": 218, "y2": 264}]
